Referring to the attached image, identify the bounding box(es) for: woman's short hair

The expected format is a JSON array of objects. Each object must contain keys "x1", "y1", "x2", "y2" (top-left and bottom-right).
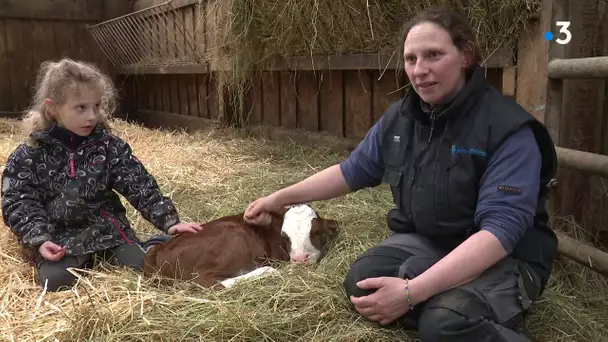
[{"x1": 400, "y1": 9, "x2": 483, "y2": 70}]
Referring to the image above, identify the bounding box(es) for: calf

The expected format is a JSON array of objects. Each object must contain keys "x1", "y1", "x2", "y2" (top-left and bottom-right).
[{"x1": 142, "y1": 204, "x2": 339, "y2": 289}]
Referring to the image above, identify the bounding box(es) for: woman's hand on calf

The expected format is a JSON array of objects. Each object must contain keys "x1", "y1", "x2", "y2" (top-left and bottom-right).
[{"x1": 243, "y1": 194, "x2": 287, "y2": 225}]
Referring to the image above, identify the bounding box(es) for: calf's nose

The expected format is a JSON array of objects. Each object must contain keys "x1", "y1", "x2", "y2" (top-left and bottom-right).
[{"x1": 291, "y1": 253, "x2": 310, "y2": 263}]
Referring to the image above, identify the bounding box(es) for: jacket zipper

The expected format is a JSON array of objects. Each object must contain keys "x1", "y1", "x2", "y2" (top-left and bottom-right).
[
  {"x1": 67, "y1": 138, "x2": 108, "y2": 178},
  {"x1": 428, "y1": 110, "x2": 437, "y2": 143},
  {"x1": 102, "y1": 209, "x2": 133, "y2": 245},
  {"x1": 68, "y1": 137, "x2": 132, "y2": 244},
  {"x1": 68, "y1": 135, "x2": 75, "y2": 177}
]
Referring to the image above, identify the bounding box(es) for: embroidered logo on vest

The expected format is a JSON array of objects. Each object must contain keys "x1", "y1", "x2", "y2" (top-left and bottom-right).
[{"x1": 451, "y1": 145, "x2": 487, "y2": 157}]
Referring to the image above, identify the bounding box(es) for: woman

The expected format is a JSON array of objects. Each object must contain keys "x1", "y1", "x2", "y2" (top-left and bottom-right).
[{"x1": 243, "y1": 9, "x2": 557, "y2": 341}]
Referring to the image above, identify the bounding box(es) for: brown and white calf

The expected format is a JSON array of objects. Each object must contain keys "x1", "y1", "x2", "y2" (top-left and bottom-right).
[{"x1": 142, "y1": 204, "x2": 339, "y2": 289}]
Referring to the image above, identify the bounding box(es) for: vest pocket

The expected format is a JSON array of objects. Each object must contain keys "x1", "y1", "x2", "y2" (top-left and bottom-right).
[
  {"x1": 382, "y1": 168, "x2": 403, "y2": 208},
  {"x1": 382, "y1": 168, "x2": 402, "y2": 187},
  {"x1": 434, "y1": 157, "x2": 461, "y2": 217}
]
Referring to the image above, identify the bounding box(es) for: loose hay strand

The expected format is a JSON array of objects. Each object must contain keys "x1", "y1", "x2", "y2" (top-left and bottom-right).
[{"x1": 0, "y1": 117, "x2": 607, "y2": 341}]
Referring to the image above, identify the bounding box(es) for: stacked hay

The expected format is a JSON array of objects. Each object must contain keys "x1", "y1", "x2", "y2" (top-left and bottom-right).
[
  {"x1": 204, "y1": 0, "x2": 540, "y2": 122},
  {"x1": 1, "y1": 117, "x2": 607, "y2": 341}
]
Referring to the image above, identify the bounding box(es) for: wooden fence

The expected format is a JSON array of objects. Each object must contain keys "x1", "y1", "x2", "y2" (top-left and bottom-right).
[{"x1": 0, "y1": 0, "x2": 130, "y2": 117}]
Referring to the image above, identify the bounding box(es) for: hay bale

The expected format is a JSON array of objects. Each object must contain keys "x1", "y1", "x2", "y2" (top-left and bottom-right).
[
  {"x1": 1, "y1": 117, "x2": 607, "y2": 341},
  {"x1": 208, "y1": 0, "x2": 537, "y2": 67},
  {"x1": 203, "y1": 0, "x2": 540, "y2": 123}
]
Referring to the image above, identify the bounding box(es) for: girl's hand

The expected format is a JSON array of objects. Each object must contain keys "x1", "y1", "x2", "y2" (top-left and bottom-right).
[
  {"x1": 39, "y1": 241, "x2": 67, "y2": 261},
  {"x1": 167, "y1": 222, "x2": 203, "y2": 235}
]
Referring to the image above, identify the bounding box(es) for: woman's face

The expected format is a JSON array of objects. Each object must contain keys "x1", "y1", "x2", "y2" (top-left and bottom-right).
[{"x1": 403, "y1": 22, "x2": 470, "y2": 107}]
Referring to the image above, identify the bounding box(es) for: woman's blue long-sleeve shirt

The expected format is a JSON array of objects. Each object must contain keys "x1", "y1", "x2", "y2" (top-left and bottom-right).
[{"x1": 339, "y1": 116, "x2": 542, "y2": 254}]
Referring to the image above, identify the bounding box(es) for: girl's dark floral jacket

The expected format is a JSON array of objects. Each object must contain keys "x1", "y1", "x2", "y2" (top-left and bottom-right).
[{"x1": 1, "y1": 124, "x2": 180, "y2": 256}]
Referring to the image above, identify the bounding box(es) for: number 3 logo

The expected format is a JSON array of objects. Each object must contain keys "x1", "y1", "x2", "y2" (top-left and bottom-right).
[{"x1": 556, "y1": 21, "x2": 572, "y2": 45}]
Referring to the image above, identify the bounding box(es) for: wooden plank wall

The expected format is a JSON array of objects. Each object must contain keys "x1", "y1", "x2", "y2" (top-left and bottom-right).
[
  {"x1": 0, "y1": 0, "x2": 130, "y2": 114},
  {"x1": 130, "y1": 67, "x2": 504, "y2": 138},
  {"x1": 236, "y1": 68, "x2": 504, "y2": 140}
]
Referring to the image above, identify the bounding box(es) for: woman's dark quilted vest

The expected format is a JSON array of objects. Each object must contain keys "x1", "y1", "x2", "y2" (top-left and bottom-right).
[{"x1": 380, "y1": 67, "x2": 558, "y2": 290}]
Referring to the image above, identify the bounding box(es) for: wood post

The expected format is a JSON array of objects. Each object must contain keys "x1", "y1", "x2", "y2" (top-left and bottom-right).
[
  {"x1": 556, "y1": 147, "x2": 608, "y2": 178},
  {"x1": 501, "y1": 66, "x2": 516, "y2": 97},
  {"x1": 556, "y1": 231, "x2": 608, "y2": 277},
  {"x1": 515, "y1": 16, "x2": 547, "y2": 122},
  {"x1": 548, "y1": 56, "x2": 608, "y2": 79}
]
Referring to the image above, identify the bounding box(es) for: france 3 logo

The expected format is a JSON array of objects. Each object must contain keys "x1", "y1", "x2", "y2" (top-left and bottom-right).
[{"x1": 544, "y1": 21, "x2": 572, "y2": 45}]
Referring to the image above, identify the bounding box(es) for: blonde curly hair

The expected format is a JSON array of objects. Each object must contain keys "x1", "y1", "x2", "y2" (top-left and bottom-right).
[{"x1": 21, "y1": 58, "x2": 117, "y2": 136}]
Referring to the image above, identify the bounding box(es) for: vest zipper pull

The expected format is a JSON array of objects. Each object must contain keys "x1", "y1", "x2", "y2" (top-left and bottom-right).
[{"x1": 428, "y1": 112, "x2": 437, "y2": 143}]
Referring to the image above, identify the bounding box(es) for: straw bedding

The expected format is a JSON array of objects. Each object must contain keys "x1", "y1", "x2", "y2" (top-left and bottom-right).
[{"x1": 0, "y1": 117, "x2": 607, "y2": 341}]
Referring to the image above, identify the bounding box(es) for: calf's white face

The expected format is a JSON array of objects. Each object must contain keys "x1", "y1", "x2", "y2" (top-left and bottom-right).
[{"x1": 281, "y1": 205, "x2": 321, "y2": 264}]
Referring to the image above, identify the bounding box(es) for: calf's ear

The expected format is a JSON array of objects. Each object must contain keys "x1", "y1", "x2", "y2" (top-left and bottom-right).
[
  {"x1": 243, "y1": 212, "x2": 274, "y2": 227},
  {"x1": 319, "y1": 218, "x2": 339, "y2": 237},
  {"x1": 247, "y1": 213, "x2": 284, "y2": 235}
]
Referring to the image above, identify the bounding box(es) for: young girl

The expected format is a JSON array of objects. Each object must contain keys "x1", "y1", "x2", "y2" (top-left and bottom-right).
[{"x1": 1, "y1": 58, "x2": 202, "y2": 292}]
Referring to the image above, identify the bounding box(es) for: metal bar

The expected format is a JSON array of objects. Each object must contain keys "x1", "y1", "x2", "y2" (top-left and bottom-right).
[
  {"x1": 88, "y1": 27, "x2": 122, "y2": 67},
  {"x1": 110, "y1": 20, "x2": 141, "y2": 65},
  {"x1": 99, "y1": 24, "x2": 131, "y2": 66},
  {"x1": 548, "y1": 56, "x2": 608, "y2": 79},
  {"x1": 95, "y1": 25, "x2": 129, "y2": 66},
  {"x1": 154, "y1": 5, "x2": 179, "y2": 60},
  {"x1": 138, "y1": 13, "x2": 164, "y2": 61},
  {"x1": 104, "y1": 21, "x2": 137, "y2": 66},
  {"x1": 171, "y1": 3, "x2": 200, "y2": 61},
  {"x1": 556, "y1": 146, "x2": 608, "y2": 178},
  {"x1": 151, "y1": 7, "x2": 170, "y2": 60},
  {"x1": 168, "y1": 10, "x2": 179, "y2": 59},
  {"x1": 152, "y1": 12, "x2": 173, "y2": 61},
  {"x1": 116, "y1": 16, "x2": 149, "y2": 65}
]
